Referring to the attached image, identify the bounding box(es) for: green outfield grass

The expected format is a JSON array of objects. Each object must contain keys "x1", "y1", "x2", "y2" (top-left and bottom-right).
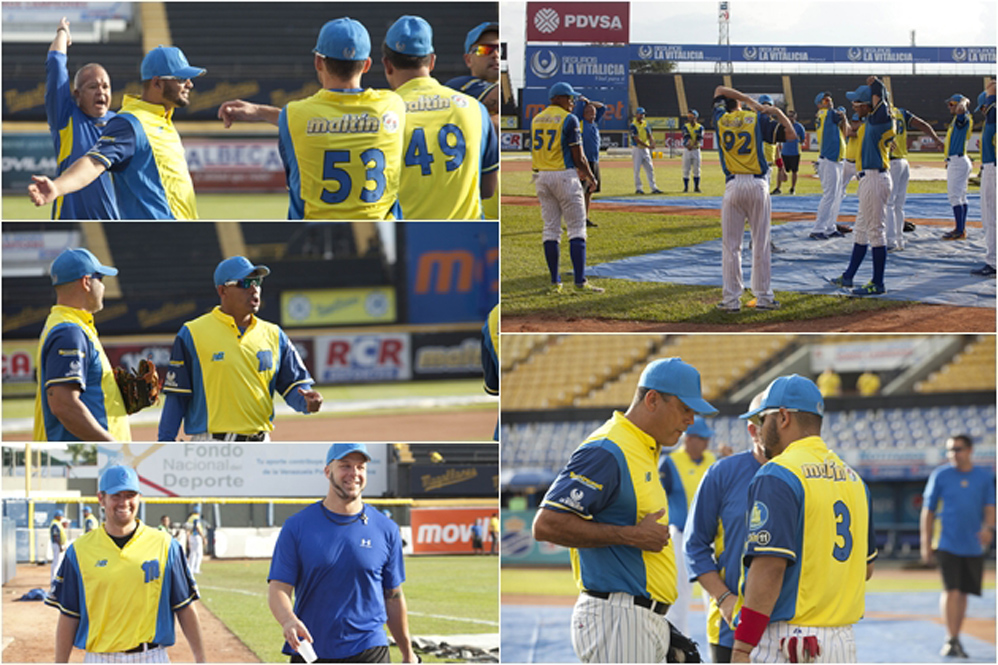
[
  {"x1": 2, "y1": 192, "x2": 287, "y2": 220},
  {"x1": 198, "y1": 555, "x2": 498, "y2": 663}
]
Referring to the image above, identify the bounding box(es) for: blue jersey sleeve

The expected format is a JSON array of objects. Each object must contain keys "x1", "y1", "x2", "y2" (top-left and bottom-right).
[
  {"x1": 275, "y1": 329, "x2": 313, "y2": 412},
  {"x1": 758, "y1": 113, "x2": 781, "y2": 144},
  {"x1": 630, "y1": 122, "x2": 638, "y2": 137},
  {"x1": 45, "y1": 51, "x2": 73, "y2": 131},
  {"x1": 163, "y1": 329, "x2": 194, "y2": 394},
  {"x1": 86, "y1": 115, "x2": 137, "y2": 171},
  {"x1": 42, "y1": 323, "x2": 91, "y2": 391},
  {"x1": 481, "y1": 321, "x2": 498, "y2": 395},
  {"x1": 869, "y1": 80, "x2": 892, "y2": 125},
  {"x1": 381, "y1": 515, "x2": 406, "y2": 591},
  {"x1": 268, "y1": 511, "x2": 302, "y2": 586},
  {"x1": 659, "y1": 457, "x2": 687, "y2": 527},
  {"x1": 45, "y1": 545, "x2": 81, "y2": 616},
  {"x1": 595, "y1": 106, "x2": 606, "y2": 124},
  {"x1": 954, "y1": 112, "x2": 970, "y2": 129},
  {"x1": 51, "y1": 522, "x2": 61, "y2": 542},
  {"x1": 684, "y1": 463, "x2": 724, "y2": 581},
  {"x1": 563, "y1": 114, "x2": 581, "y2": 146},
  {"x1": 277, "y1": 107, "x2": 305, "y2": 220},
  {"x1": 572, "y1": 99, "x2": 585, "y2": 119},
  {"x1": 167, "y1": 539, "x2": 199, "y2": 609},
  {"x1": 541, "y1": 444, "x2": 621, "y2": 518},
  {"x1": 744, "y1": 466, "x2": 804, "y2": 565},
  {"x1": 681, "y1": 125, "x2": 691, "y2": 141},
  {"x1": 923, "y1": 467, "x2": 942, "y2": 512},
  {"x1": 480, "y1": 105, "x2": 499, "y2": 175}
]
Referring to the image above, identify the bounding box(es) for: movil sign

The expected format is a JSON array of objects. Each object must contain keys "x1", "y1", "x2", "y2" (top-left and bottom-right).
[{"x1": 527, "y1": 2, "x2": 629, "y2": 42}]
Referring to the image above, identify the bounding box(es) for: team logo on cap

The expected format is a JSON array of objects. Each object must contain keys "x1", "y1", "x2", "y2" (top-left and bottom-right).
[
  {"x1": 743, "y1": 46, "x2": 758, "y2": 61},
  {"x1": 530, "y1": 49, "x2": 559, "y2": 79},
  {"x1": 343, "y1": 46, "x2": 356, "y2": 59},
  {"x1": 638, "y1": 44, "x2": 653, "y2": 59},
  {"x1": 534, "y1": 7, "x2": 560, "y2": 33},
  {"x1": 847, "y1": 47, "x2": 863, "y2": 62},
  {"x1": 381, "y1": 111, "x2": 400, "y2": 133},
  {"x1": 395, "y1": 41, "x2": 406, "y2": 52}
]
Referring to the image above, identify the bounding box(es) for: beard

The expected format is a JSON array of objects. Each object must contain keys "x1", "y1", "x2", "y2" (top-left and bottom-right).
[
  {"x1": 163, "y1": 84, "x2": 189, "y2": 108},
  {"x1": 330, "y1": 474, "x2": 365, "y2": 502}
]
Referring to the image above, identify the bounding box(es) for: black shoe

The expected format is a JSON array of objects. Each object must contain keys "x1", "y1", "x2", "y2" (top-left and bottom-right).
[
  {"x1": 771, "y1": 188, "x2": 782, "y2": 195},
  {"x1": 683, "y1": 188, "x2": 688, "y2": 193},
  {"x1": 836, "y1": 224, "x2": 853, "y2": 235},
  {"x1": 903, "y1": 221, "x2": 916, "y2": 233},
  {"x1": 651, "y1": 188, "x2": 664, "y2": 194},
  {"x1": 789, "y1": 188, "x2": 795, "y2": 195},
  {"x1": 586, "y1": 219, "x2": 598, "y2": 228},
  {"x1": 694, "y1": 188, "x2": 701, "y2": 193},
  {"x1": 971, "y1": 264, "x2": 996, "y2": 276},
  {"x1": 941, "y1": 638, "x2": 969, "y2": 658}
]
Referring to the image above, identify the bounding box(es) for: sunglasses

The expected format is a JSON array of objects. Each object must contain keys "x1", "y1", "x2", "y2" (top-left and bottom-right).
[
  {"x1": 90, "y1": 273, "x2": 104, "y2": 281},
  {"x1": 469, "y1": 43, "x2": 499, "y2": 56},
  {"x1": 947, "y1": 446, "x2": 967, "y2": 453},
  {"x1": 223, "y1": 276, "x2": 263, "y2": 289},
  {"x1": 748, "y1": 407, "x2": 800, "y2": 427}
]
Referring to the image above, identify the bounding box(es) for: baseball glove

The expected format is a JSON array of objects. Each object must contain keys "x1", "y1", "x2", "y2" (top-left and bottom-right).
[
  {"x1": 114, "y1": 358, "x2": 160, "y2": 414},
  {"x1": 666, "y1": 620, "x2": 702, "y2": 663}
]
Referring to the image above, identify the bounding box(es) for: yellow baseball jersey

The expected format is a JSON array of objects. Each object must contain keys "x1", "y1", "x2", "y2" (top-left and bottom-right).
[
  {"x1": 815, "y1": 107, "x2": 846, "y2": 161},
  {"x1": 890, "y1": 108, "x2": 912, "y2": 159},
  {"x1": 742, "y1": 436, "x2": 876, "y2": 626},
  {"x1": 51, "y1": 517, "x2": 68, "y2": 545},
  {"x1": 682, "y1": 121, "x2": 703, "y2": 149},
  {"x1": 279, "y1": 88, "x2": 405, "y2": 219},
  {"x1": 713, "y1": 104, "x2": 781, "y2": 177},
  {"x1": 670, "y1": 448, "x2": 717, "y2": 506},
  {"x1": 763, "y1": 141, "x2": 777, "y2": 164},
  {"x1": 395, "y1": 77, "x2": 498, "y2": 220},
  {"x1": 84, "y1": 513, "x2": 99, "y2": 533},
  {"x1": 531, "y1": 104, "x2": 581, "y2": 171},
  {"x1": 945, "y1": 112, "x2": 974, "y2": 157},
  {"x1": 541, "y1": 411, "x2": 677, "y2": 603},
  {"x1": 34, "y1": 305, "x2": 130, "y2": 442},
  {"x1": 631, "y1": 118, "x2": 653, "y2": 145},
  {"x1": 44, "y1": 522, "x2": 199, "y2": 653},
  {"x1": 845, "y1": 132, "x2": 861, "y2": 162},
  {"x1": 482, "y1": 190, "x2": 498, "y2": 219}
]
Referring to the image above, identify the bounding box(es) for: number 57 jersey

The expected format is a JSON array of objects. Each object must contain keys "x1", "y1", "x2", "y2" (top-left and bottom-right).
[
  {"x1": 279, "y1": 88, "x2": 406, "y2": 220},
  {"x1": 742, "y1": 436, "x2": 877, "y2": 626}
]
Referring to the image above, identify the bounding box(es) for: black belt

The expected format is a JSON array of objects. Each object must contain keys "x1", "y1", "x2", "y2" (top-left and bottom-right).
[
  {"x1": 124, "y1": 643, "x2": 159, "y2": 654},
  {"x1": 857, "y1": 168, "x2": 887, "y2": 178},
  {"x1": 584, "y1": 590, "x2": 670, "y2": 616},
  {"x1": 211, "y1": 432, "x2": 266, "y2": 441},
  {"x1": 725, "y1": 173, "x2": 766, "y2": 182}
]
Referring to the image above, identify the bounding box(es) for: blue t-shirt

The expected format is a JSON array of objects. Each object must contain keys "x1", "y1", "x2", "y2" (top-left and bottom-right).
[
  {"x1": 268, "y1": 502, "x2": 405, "y2": 660},
  {"x1": 781, "y1": 122, "x2": 806, "y2": 156},
  {"x1": 982, "y1": 95, "x2": 996, "y2": 166},
  {"x1": 573, "y1": 99, "x2": 605, "y2": 165},
  {"x1": 923, "y1": 464, "x2": 996, "y2": 557},
  {"x1": 659, "y1": 455, "x2": 687, "y2": 528},
  {"x1": 39, "y1": 323, "x2": 111, "y2": 441}
]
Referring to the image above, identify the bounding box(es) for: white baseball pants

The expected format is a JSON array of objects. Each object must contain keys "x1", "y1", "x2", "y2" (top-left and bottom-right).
[
  {"x1": 751, "y1": 623, "x2": 856, "y2": 663},
  {"x1": 982, "y1": 163, "x2": 996, "y2": 267},
  {"x1": 813, "y1": 158, "x2": 844, "y2": 235},
  {"x1": 188, "y1": 534, "x2": 203, "y2": 574},
  {"x1": 682, "y1": 148, "x2": 701, "y2": 179},
  {"x1": 886, "y1": 158, "x2": 910, "y2": 247},
  {"x1": 633, "y1": 147, "x2": 658, "y2": 192},
  {"x1": 571, "y1": 592, "x2": 672, "y2": 663},
  {"x1": 721, "y1": 175, "x2": 774, "y2": 308},
  {"x1": 946, "y1": 155, "x2": 972, "y2": 205},
  {"x1": 668, "y1": 525, "x2": 690, "y2": 635},
  {"x1": 190, "y1": 432, "x2": 271, "y2": 442},
  {"x1": 853, "y1": 170, "x2": 892, "y2": 247},
  {"x1": 839, "y1": 160, "x2": 856, "y2": 205},
  {"x1": 51, "y1": 545, "x2": 65, "y2": 584},
  {"x1": 534, "y1": 170, "x2": 587, "y2": 242},
  {"x1": 84, "y1": 646, "x2": 170, "y2": 663}
]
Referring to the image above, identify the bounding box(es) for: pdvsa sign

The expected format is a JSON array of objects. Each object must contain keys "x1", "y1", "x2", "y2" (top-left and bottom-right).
[{"x1": 526, "y1": 2, "x2": 630, "y2": 43}]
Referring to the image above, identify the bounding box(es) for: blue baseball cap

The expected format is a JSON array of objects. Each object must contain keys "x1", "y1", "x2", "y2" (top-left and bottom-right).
[
  {"x1": 314, "y1": 18, "x2": 370, "y2": 61},
  {"x1": 140, "y1": 46, "x2": 206, "y2": 80},
  {"x1": 740, "y1": 374, "x2": 825, "y2": 420},
  {"x1": 83, "y1": 506, "x2": 92, "y2": 514},
  {"x1": 686, "y1": 416, "x2": 714, "y2": 439},
  {"x1": 635, "y1": 106, "x2": 646, "y2": 115},
  {"x1": 846, "y1": 85, "x2": 872, "y2": 104},
  {"x1": 758, "y1": 94, "x2": 773, "y2": 105},
  {"x1": 53, "y1": 510, "x2": 63, "y2": 518},
  {"x1": 689, "y1": 109, "x2": 699, "y2": 118},
  {"x1": 638, "y1": 358, "x2": 718, "y2": 415},
  {"x1": 214, "y1": 256, "x2": 270, "y2": 287},
  {"x1": 549, "y1": 81, "x2": 579, "y2": 99},
  {"x1": 386, "y1": 15, "x2": 433, "y2": 56},
  {"x1": 99, "y1": 466, "x2": 141, "y2": 495},
  {"x1": 50, "y1": 248, "x2": 118, "y2": 286},
  {"x1": 464, "y1": 21, "x2": 498, "y2": 53},
  {"x1": 326, "y1": 443, "x2": 372, "y2": 464},
  {"x1": 975, "y1": 90, "x2": 989, "y2": 112},
  {"x1": 814, "y1": 91, "x2": 830, "y2": 106},
  {"x1": 947, "y1": 93, "x2": 966, "y2": 104}
]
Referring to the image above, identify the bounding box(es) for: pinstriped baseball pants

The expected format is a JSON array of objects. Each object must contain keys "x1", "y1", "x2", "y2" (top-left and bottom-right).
[
  {"x1": 982, "y1": 163, "x2": 996, "y2": 267},
  {"x1": 84, "y1": 646, "x2": 170, "y2": 663},
  {"x1": 571, "y1": 592, "x2": 672, "y2": 663},
  {"x1": 853, "y1": 171, "x2": 892, "y2": 248},
  {"x1": 752, "y1": 622, "x2": 856, "y2": 663}
]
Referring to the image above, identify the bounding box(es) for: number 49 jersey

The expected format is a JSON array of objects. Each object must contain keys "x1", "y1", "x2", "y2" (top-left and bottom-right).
[
  {"x1": 279, "y1": 88, "x2": 406, "y2": 220},
  {"x1": 742, "y1": 436, "x2": 876, "y2": 627}
]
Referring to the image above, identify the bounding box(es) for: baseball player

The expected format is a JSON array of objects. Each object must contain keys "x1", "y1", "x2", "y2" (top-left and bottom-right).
[
  {"x1": 481, "y1": 304, "x2": 499, "y2": 441},
  {"x1": 886, "y1": 105, "x2": 944, "y2": 251},
  {"x1": 573, "y1": 96, "x2": 606, "y2": 226},
  {"x1": 29, "y1": 46, "x2": 205, "y2": 219},
  {"x1": 44, "y1": 17, "x2": 118, "y2": 219},
  {"x1": 972, "y1": 81, "x2": 996, "y2": 275},
  {"x1": 82, "y1": 506, "x2": 98, "y2": 533},
  {"x1": 186, "y1": 509, "x2": 206, "y2": 575},
  {"x1": 830, "y1": 78, "x2": 896, "y2": 297},
  {"x1": 824, "y1": 113, "x2": 863, "y2": 239},
  {"x1": 157, "y1": 256, "x2": 322, "y2": 441},
  {"x1": 50, "y1": 509, "x2": 67, "y2": 583},
  {"x1": 684, "y1": 392, "x2": 768, "y2": 663},
  {"x1": 631, "y1": 107, "x2": 663, "y2": 194},
  {"x1": 810, "y1": 92, "x2": 848, "y2": 238},
  {"x1": 533, "y1": 358, "x2": 718, "y2": 663},
  {"x1": 682, "y1": 109, "x2": 704, "y2": 193},
  {"x1": 776, "y1": 111, "x2": 806, "y2": 196},
  {"x1": 34, "y1": 248, "x2": 130, "y2": 442},
  {"x1": 269, "y1": 443, "x2": 416, "y2": 663},
  {"x1": 731, "y1": 375, "x2": 876, "y2": 664},
  {"x1": 381, "y1": 15, "x2": 498, "y2": 219},
  {"x1": 46, "y1": 465, "x2": 206, "y2": 663},
  {"x1": 712, "y1": 86, "x2": 796, "y2": 312},
  {"x1": 531, "y1": 81, "x2": 602, "y2": 295},
  {"x1": 940, "y1": 94, "x2": 975, "y2": 239}
]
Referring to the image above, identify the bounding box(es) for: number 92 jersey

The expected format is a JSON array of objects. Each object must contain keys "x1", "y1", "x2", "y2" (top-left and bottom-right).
[
  {"x1": 279, "y1": 88, "x2": 406, "y2": 220},
  {"x1": 742, "y1": 436, "x2": 876, "y2": 627},
  {"x1": 713, "y1": 103, "x2": 782, "y2": 177}
]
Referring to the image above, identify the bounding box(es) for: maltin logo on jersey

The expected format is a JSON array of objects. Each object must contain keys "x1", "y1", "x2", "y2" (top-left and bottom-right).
[
  {"x1": 749, "y1": 500, "x2": 769, "y2": 530},
  {"x1": 381, "y1": 111, "x2": 400, "y2": 133}
]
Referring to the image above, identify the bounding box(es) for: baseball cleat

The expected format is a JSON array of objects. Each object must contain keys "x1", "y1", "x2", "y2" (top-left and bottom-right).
[
  {"x1": 771, "y1": 188, "x2": 782, "y2": 195},
  {"x1": 574, "y1": 281, "x2": 605, "y2": 294},
  {"x1": 851, "y1": 282, "x2": 885, "y2": 296},
  {"x1": 809, "y1": 232, "x2": 830, "y2": 240},
  {"x1": 789, "y1": 188, "x2": 795, "y2": 195},
  {"x1": 694, "y1": 188, "x2": 702, "y2": 193},
  {"x1": 887, "y1": 242, "x2": 905, "y2": 253},
  {"x1": 829, "y1": 275, "x2": 853, "y2": 288},
  {"x1": 828, "y1": 230, "x2": 845, "y2": 238},
  {"x1": 548, "y1": 283, "x2": 563, "y2": 294},
  {"x1": 903, "y1": 221, "x2": 916, "y2": 232},
  {"x1": 748, "y1": 299, "x2": 781, "y2": 310},
  {"x1": 836, "y1": 224, "x2": 853, "y2": 234},
  {"x1": 715, "y1": 302, "x2": 741, "y2": 313},
  {"x1": 940, "y1": 638, "x2": 968, "y2": 658},
  {"x1": 586, "y1": 219, "x2": 598, "y2": 228},
  {"x1": 941, "y1": 229, "x2": 966, "y2": 240},
  {"x1": 971, "y1": 264, "x2": 996, "y2": 277},
  {"x1": 651, "y1": 189, "x2": 664, "y2": 194},
  {"x1": 635, "y1": 190, "x2": 646, "y2": 195}
]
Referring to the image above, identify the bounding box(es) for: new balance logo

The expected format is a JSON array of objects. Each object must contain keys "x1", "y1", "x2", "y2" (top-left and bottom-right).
[
  {"x1": 360, "y1": 539, "x2": 372, "y2": 548},
  {"x1": 212, "y1": 352, "x2": 224, "y2": 361},
  {"x1": 96, "y1": 559, "x2": 107, "y2": 567}
]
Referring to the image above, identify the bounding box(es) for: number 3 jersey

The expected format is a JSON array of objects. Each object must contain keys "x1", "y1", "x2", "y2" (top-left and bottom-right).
[
  {"x1": 741, "y1": 436, "x2": 877, "y2": 626},
  {"x1": 45, "y1": 522, "x2": 198, "y2": 653},
  {"x1": 279, "y1": 88, "x2": 406, "y2": 220}
]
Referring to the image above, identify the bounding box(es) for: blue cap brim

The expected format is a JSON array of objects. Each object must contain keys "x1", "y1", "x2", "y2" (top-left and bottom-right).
[
  {"x1": 97, "y1": 265, "x2": 119, "y2": 277},
  {"x1": 170, "y1": 66, "x2": 206, "y2": 79},
  {"x1": 678, "y1": 395, "x2": 719, "y2": 416}
]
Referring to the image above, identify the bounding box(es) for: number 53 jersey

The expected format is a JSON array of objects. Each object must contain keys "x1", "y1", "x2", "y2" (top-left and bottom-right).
[
  {"x1": 45, "y1": 522, "x2": 199, "y2": 653},
  {"x1": 279, "y1": 88, "x2": 406, "y2": 220},
  {"x1": 742, "y1": 436, "x2": 877, "y2": 626}
]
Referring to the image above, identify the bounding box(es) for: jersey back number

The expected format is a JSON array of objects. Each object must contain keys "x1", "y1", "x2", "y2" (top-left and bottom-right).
[
  {"x1": 405, "y1": 124, "x2": 467, "y2": 175},
  {"x1": 321, "y1": 149, "x2": 387, "y2": 204},
  {"x1": 832, "y1": 500, "x2": 853, "y2": 562}
]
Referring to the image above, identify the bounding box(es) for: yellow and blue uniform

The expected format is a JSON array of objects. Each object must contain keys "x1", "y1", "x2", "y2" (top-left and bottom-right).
[
  {"x1": 395, "y1": 77, "x2": 498, "y2": 220},
  {"x1": 631, "y1": 118, "x2": 653, "y2": 146},
  {"x1": 531, "y1": 105, "x2": 581, "y2": 171},
  {"x1": 45, "y1": 51, "x2": 117, "y2": 219},
  {"x1": 83, "y1": 512, "x2": 99, "y2": 533},
  {"x1": 923, "y1": 464, "x2": 996, "y2": 557},
  {"x1": 682, "y1": 120, "x2": 704, "y2": 150},
  {"x1": 33, "y1": 305, "x2": 130, "y2": 442},
  {"x1": 659, "y1": 456, "x2": 687, "y2": 527},
  {"x1": 741, "y1": 436, "x2": 876, "y2": 626},
  {"x1": 541, "y1": 411, "x2": 677, "y2": 603},
  {"x1": 890, "y1": 107, "x2": 916, "y2": 159},
  {"x1": 945, "y1": 108, "x2": 974, "y2": 157},
  {"x1": 45, "y1": 521, "x2": 198, "y2": 653},
  {"x1": 982, "y1": 94, "x2": 997, "y2": 166},
  {"x1": 51, "y1": 516, "x2": 68, "y2": 549},
  {"x1": 857, "y1": 80, "x2": 895, "y2": 172},
  {"x1": 158, "y1": 307, "x2": 315, "y2": 438},
  {"x1": 685, "y1": 450, "x2": 763, "y2": 648},
  {"x1": 671, "y1": 447, "x2": 717, "y2": 507},
  {"x1": 86, "y1": 95, "x2": 197, "y2": 219},
  {"x1": 712, "y1": 102, "x2": 783, "y2": 178},
  {"x1": 815, "y1": 106, "x2": 846, "y2": 161},
  {"x1": 481, "y1": 305, "x2": 499, "y2": 440},
  {"x1": 278, "y1": 88, "x2": 405, "y2": 220}
]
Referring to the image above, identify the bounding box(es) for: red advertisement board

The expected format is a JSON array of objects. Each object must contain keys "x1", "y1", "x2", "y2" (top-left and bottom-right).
[
  {"x1": 410, "y1": 507, "x2": 498, "y2": 554},
  {"x1": 527, "y1": 2, "x2": 629, "y2": 43}
]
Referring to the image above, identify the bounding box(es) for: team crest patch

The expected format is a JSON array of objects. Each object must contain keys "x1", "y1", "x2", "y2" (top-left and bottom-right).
[
  {"x1": 559, "y1": 487, "x2": 586, "y2": 511},
  {"x1": 451, "y1": 94, "x2": 469, "y2": 108},
  {"x1": 212, "y1": 352, "x2": 224, "y2": 361},
  {"x1": 749, "y1": 500, "x2": 769, "y2": 530},
  {"x1": 381, "y1": 111, "x2": 400, "y2": 133},
  {"x1": 165, "y1": 371, "x2": 178, "y2": 388}
]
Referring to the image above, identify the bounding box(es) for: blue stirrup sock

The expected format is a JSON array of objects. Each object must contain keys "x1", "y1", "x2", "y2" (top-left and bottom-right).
[
  {"x1": 694, "y1": 177, "x2": 700, "y2": 189},
  {"x1": 872, "y1": 246, "x2": 887, "y2": 286},
  {"x1": 569, "y1": 237, "x2": 587, "y2": 285},
  {"x1": 844, "y1": 243, "x2": 868, "y2": 280},
  {"x1": 543, "y1": 240, "x2": 561, "y2": 283}
]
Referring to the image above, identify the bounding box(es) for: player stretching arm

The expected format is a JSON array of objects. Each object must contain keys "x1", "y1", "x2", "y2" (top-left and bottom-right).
[{"x1": 713, "y1": 86, "x2": 798, "y2": 142}]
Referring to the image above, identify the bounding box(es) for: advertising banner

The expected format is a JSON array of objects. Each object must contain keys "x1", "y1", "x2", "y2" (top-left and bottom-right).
[
  {"x1": 2, "y1": 339, "x2": 38, "y2": 396},
  {"x1": 96, "y1": 443, "x2": 389, "y2": 497},
  {"x1": 280, "y1": 287, "x2": 396, "y2": 327},
  {"x1": 404, "y1": 222, "x2": 497, "y2": 324},
  {"x1": 501, "y1": 131, "x2": 527, "y2": 151},
  {"x1": 630, "y1": 44, "x2": 995, "y2": 64},
  {"x1": 2, "y1": 230, "x2": 82, "y2": 276},
  {"x1": 411, "y1": 331, "x2": 484, "y2": 380},
  {"x1": 186, "y1": 139, "x2": 286, "y2": 192},
  {"x1": 810, "y1": 336, "x2": 953, "y2": 373},
  {"x1": 499, "y1": 509, "x2": 571, "y2": 564},
  {"x1": 410, "y1": 464, "x2": 500, "y2": 497},
  {"x1": 2, "y1": 133, "x2": 57, "y2": 190},
  {"x1": 410, "y1": 507, "x2": 498, "y2": 554},
  {"x1": 313, "y1": 333, "x2": 411, "y2": 382},
  {"x1": 525, "y1": 46, "x2": 629, "y2": 88},
  {"x1": 527, "y1": 2, "x2": 629, "y2": 43},
  {"x1": 521, "y1": 87, "x2": 629, "y2": 131}
]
